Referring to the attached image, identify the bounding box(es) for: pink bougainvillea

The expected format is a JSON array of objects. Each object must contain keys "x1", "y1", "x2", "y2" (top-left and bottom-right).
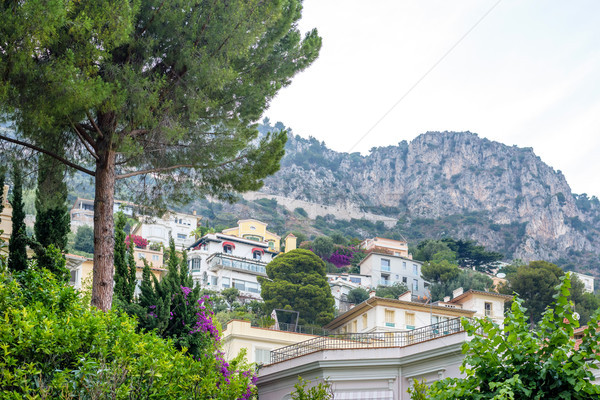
[{"x1": 125, "y1": 234, "x2": 148, "y2": 249}]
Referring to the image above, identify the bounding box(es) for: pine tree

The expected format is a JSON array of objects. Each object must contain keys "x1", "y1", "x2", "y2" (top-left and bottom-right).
[{"x1": 8, "y1": 164, "x2": 27, "y2": 272}]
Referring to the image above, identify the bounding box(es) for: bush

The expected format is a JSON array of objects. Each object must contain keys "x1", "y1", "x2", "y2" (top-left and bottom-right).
[
  {"x1": 0, "y1": 267, "x2": 256, "y2": 399},
  {"x1": 72, "y1": 225, "x2": 94, "y2": 254}
]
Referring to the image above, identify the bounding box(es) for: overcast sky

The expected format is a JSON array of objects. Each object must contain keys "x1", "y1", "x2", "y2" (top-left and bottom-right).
[{"x1": 266, "y1": 0, "x2": 600, "y2": 197}]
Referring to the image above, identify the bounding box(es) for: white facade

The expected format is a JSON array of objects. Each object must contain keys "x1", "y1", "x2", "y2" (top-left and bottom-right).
[
  {"x1": 572, "y1": 272, "x2": 595, "y2": 293},
  {"x1": 359, "y1": 252, "x2": 428, "y2": 298},
  {"x1": 327, "y1": 273, "x2": 373, "y2": 312},
  {"x1": 134, "y1": 211, "x2": 200, "y2": 249},
  {"x1": 187, "y1": 233, "x2": 277, "y2": 300}
]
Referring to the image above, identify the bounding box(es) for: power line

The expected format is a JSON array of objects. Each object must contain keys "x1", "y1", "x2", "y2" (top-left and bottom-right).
[{"x1": 348, "y1": 0, "x2": 504, "y2": 153}]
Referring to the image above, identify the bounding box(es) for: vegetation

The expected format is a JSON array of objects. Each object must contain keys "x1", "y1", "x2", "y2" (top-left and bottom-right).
[
  {"x1": 428, "y1": 275, "x2": 600, "y2": 399},
  {"x1": 73, "y1": 225, "x2": 95, "y2": 254},
  {"x1": 7, "y1": 164, "x2": 27, "y2": 272},
  {"x1": 291, "y1": 377, "x2": 333, "y2": 400},
  {"x1": 113, "y1": 212, "x2": 137, "y2": 304},
  {"x1": 375, "y1": 283, "x2": 409, "y2": 299},
  {"x1": 0, "y1": 266, "x2": 256, "y2": 399},
  {"x1": 346, "y1": 287, "x2": 370, "y2": 304},
  {"x1": 260, "y1": 249, "x2": 335, "y2": 326},
  {"x1": 0, "y1": 0, "x2": 321, "y2": 311}
]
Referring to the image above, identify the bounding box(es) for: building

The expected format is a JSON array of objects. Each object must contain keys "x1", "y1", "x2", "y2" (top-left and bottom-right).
[
  {"x1": 131, "y1": 211, "x2": 201, "y2": 250},
  {"x1": 221, "y1": 219, "x2": 282, "y2": 252},
  {"x1": 361, "y1": 237, "x2": 411, "y2": 258},
  {"x1": 256, "y1": 289, "x2": 512, "y2": 399},
  {"x1": 572, "y1": 272, "x2": 595, "y2": 293},
  {"x1": 327, "y1": 273, "x2": 372, "y2": 312},
  {"x1": 221, "y1": 319, "x2": 321, "y2": 365},
  {"x1": 359, "y1": 252, "x2": 428, "y2": 298},
  {"x1": 70, "y1": 197, "x2": 134, "y2": 231},
  {"x1": 187, "y1": 232, "x2": 276, "y2": 300},
  {"x1": 0, "y1": 185, "x2": 12, "y2": 241}
]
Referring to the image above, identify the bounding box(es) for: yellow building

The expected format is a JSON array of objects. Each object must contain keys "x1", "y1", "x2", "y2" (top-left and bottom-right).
[
  {"x1": 221, "y1": 319, "x2": 320, "y2": 364},
  {"x1": 222, "y1": 219, "x2": 297, "y2": 253}
]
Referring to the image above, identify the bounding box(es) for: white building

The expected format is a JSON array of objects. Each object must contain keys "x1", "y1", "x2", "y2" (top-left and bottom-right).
[
  {"x1": 327, "y1": 273, "x2": 372, "y2": 312},
  {"x1": 132, "y1": 211, "x2": 201, "y2": 249},
  {"x1": 186, "y1": 233, "x2": 277, "y2": 300},
  {"x1": 257, "y1": 289, "x2": 512, "y2": 400},
  {"x1": 359, "y1": 252, "x2": 429, "y2": 298},
  {"x1": 572, "y1": 271, "x2": 595, "y2": 293}
]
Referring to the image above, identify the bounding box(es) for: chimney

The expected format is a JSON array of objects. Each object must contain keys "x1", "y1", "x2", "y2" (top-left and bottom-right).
[
  {"x1": 192, "y1": 210, "x2": 197, "y2": 216},
  {"x1": 369, "y1": 290, "x2": 376, "y2": 298},
  {"x1": 284, "y1": 234, "x2": 297, "y2": 253},
  {"x1": 443, "y1": 296, "x2": 451, "y2": 303},
  {"x1": 452, "y1": 287, "x2": 464, "y2": 299},
  {"x1": 397, "y1": 291, "x2": 412, "y2": 302}
]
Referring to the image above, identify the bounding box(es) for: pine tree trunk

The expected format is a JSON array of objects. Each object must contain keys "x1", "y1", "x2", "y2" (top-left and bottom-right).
[{"x1": 91, "y1": 136, "x2": 116, "y2": 311}]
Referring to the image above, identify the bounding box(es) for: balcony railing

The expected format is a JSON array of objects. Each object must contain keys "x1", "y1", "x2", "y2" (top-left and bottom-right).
[
  {"x1": 270, "y1": 317, "x2": 464, "y2": 364},
  {"x1": 208, "y1": 254, "x2": 267, "y2": 276},
  {"x1": 252, "y1": 321, "x2": 331, "y2": 336}
]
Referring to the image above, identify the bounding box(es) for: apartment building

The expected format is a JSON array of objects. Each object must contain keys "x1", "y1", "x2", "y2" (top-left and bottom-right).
[{"x1": 359, "y1": 252, "x2": 428, "y2": 298}]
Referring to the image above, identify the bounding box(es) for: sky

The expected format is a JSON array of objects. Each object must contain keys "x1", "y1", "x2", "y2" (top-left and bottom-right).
[{"x1": 265, "y1": 0, "x2": 600, "y2": 197}]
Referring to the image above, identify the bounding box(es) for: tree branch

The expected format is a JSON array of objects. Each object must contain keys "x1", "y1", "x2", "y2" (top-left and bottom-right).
[
  {"x1": 0, "y1": 134, "x2": 96, "y2": 176},
  {"x1": 72, "y1": 124, "x2": 99, "y2": 160},
  {"x1": 86, "y1": 111, "x2": 104, "y2": 139},
  {"x1": 116, "y1": 164, "x2": 194, "y2": 180}
]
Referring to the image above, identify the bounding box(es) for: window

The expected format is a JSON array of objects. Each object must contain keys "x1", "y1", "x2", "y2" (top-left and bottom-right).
[
  {"x1": 246, "y1": 281, "x2": 260, "y2": 293},
  {"x1": 413, "y1": 264, "x2": 418, "y2": 275},
  {"x1": 362, "y1": 313, "x2": 368, "y2": 328},
  {"x1": 70, "y1": 269, "x2": 78, "y2": 284},
  {"x1": 405, "y1": 312, "x2": 415, "y2": 329},
  {"x1": 222, "y1": 277, "x2": 230, "y2": 288},
  {"x1": 412, "y1": 279, "x2": 419, "y2": 292},
  {"x1": 152, "y1": 254, "x2": 159, "y2": 261},
  {"x1": 385, "y1": 309, "x2": 395, "y2": 327},
  {"x1": 403, "y1": 261, "x2": 406, "y2": 269},
  {"x1": 223, "y1": 245, "x2": 233, "y2": 254},
  {"x1": 191, "y1": 258, "x2": 201, "y2": 271},
  {"x1": 177, "y1": 233, "x2": 187, "y2": 239},
  {"x1": 485, "y1": 302, "x2": 493, "y2": 317},
  {"x1": 138, "y1": 253, "x2": 146, "y2": 259},
  {"x1": 255, "y1": 348, "x2": 271, "y2": 364},
  {"x1": 233, "y1": 280, "x2": 246, "y2": 291},
  {"x1": 352, "y1": 320, "x2": 358, "y2": 333},
  {"x1": 211, "y1": 276, "x2": 218, "y2": 286},
  {"x1": 350, "y1": 277, "x2": 361, "y2": 284},
  {"x1": 381, "y1": 258, "x2": 391, "y2": 272},
  {"x1": 253, "y1": 251, "x2": 262, "y2": 260},
  {"x1": 402, "y1": 276, "x2": 407, "y2": 284}
]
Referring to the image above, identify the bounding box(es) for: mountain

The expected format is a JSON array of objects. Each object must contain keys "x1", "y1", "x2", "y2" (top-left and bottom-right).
[{"x1": 249, "y1": 127, "x2": 600, "y2": 274}]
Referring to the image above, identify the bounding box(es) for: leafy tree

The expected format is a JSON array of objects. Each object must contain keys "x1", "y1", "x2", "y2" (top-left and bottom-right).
[
  {"x1": 8, "y1": 164, "x2": 27, "y2": 272},
  {"x1": 414, "y1": 240, "x2": 454, "y2": 262},
  {"x1": 346, "y1": 287, "x2": 369, "y2": 304},
  {"x1": 376, "y1": 283, "x2": 409, "y2": 299},
  {"x1": 260, "y1": 249, "x2": 335, "y2": 326},
  {"x1": 421, "y1": 259, "x2": 460, "y2": 284},
  {"x1": 408, "y1": 379, "x2": 428, "y2": 400},
  {"x1": 114, "y1": 212, "x2": 136, "y2": 304},
  {"x1": 428, "y1": 269, "x2": 493, "y2": 302},
  {"x1": 442, "y1": 238, "x2": 503, "y2": 273},
  {"x1": 312, "y1": 236, "x2": 335, "y2": 260},
  {"x1": 428, "y1": 274, "x2": 600, "y2": 399},
  {"x1": 73, "y1": 225, "x2": 94, "y2": 254},
  {"x1": 504, "y1": 260, "x2": 564, "y2": 324},
  {"x1": 330, "y1": 232, "x2": 348, "y2": 245},
  {"x1": 0, "y1": 1, "x2": 321, "y2": 311},
  {"x1": 222, "y1": 287, "x2": 241, "y2": 311}
]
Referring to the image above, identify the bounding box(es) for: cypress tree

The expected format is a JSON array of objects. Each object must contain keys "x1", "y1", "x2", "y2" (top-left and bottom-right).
[
  {"x1": 34, "y1": 152, "x2": 70, "y2": 251},
  {"x1": 113, "y1": 212, "x2": 130, "y2": 303},
  {"x1": 126, "y1": 245, "x2": 137, "y2": 301},
  {"x1": 8, "y1": 164, "x2": 28, "y2": 272}
]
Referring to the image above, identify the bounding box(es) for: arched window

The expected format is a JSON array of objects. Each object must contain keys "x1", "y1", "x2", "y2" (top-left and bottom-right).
[
  {"x1": 253, "y1": 251, "x2": 262, "y2": 260},
  {"x1": 223, "y1": 245, "x2": 233, "y2": 254}
]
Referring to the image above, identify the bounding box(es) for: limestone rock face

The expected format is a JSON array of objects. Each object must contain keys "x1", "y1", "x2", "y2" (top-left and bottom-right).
[{"x1": 260, "y1": 131, "x2": 600, "y2": 263}]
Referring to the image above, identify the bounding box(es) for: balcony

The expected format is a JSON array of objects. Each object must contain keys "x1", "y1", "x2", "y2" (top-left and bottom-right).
[
  {"x1": 270, "y1": 317, "x2": 465, "y2": 364},
  {"x1": 379, "y1": 278, "x2": 391, "y2": 286},
  {"x1": 208, "y1": 254, "x2": 267, "y2": 276}
]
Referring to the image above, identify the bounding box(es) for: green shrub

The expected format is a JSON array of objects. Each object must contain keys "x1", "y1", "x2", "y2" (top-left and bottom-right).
[{"x1": 0, "y1": 267, "x2": 256, "y2": 399}]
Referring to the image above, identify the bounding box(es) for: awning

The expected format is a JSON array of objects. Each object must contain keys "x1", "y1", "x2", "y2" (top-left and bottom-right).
[
  {"x1": 222, "y1": 241, "x2": 236, "y2": 249},
  {"x1": 251, "y1": 247, "x2": 265, "y2": 254}
]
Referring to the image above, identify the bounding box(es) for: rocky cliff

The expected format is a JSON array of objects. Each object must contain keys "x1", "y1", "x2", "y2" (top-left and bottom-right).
[{"x1": 256, "y1": 130, "x2": 600, "y2": 271}]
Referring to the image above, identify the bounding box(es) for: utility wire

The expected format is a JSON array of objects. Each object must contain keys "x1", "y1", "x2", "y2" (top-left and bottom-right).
[{"x1": 348, "y1": 0, "x2": 504, "y2": 153}]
